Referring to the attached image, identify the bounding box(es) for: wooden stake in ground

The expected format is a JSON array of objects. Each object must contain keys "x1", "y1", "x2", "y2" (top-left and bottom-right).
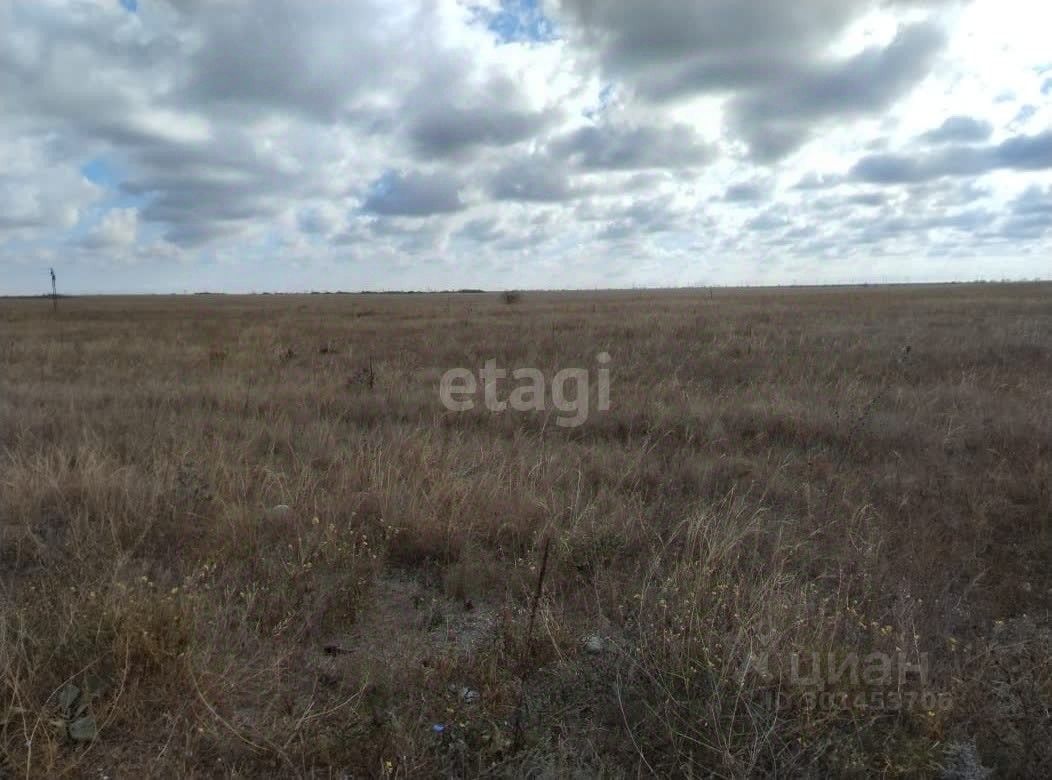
[{"x1": 512, "y1": 535, "x2": 551, "y2": 751}]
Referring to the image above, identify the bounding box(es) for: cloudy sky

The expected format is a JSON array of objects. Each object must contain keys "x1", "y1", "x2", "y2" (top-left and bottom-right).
[{"x1": 1, "y1": 0, "x2": 1050, "y2": 294}]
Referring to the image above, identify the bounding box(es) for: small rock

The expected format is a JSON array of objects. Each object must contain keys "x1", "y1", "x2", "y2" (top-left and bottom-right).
[
  {"x1": 267, "y1": 504, "x2": 292, "y2": 519},
  {"x1": 583, "y1": 635, "x2": 604, "y2": 655}
]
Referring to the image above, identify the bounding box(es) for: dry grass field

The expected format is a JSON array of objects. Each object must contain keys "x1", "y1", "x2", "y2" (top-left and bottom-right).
[{"x1": 1, "y1": 285, "x2": 1050, "y2": 777}]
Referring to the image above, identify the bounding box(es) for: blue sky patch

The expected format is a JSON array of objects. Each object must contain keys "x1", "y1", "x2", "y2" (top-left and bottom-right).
[
  {"x1": 81, "y1": 157, "x2": 150, "y2": 215},
  {"x1": 482, "y1": 0, "x2": 556, "y2": 44},
  {"x1": 81, "y1": 157, "x2": 118, "y2": 188}
]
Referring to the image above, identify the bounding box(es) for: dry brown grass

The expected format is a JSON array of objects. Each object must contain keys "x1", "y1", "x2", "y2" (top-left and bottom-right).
[{"x1": 1, "y1": 285, "x2": 1050, "y2": 777}]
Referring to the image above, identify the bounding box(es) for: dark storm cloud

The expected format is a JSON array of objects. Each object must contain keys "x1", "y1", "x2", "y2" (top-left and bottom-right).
[
  {"x1": 1000, "y1": 186, "x2": 1052, "y2": 239},
  {"x1": 405, "y1": 71, "x2": 555, "y2": 158},
  {"x1": 551, "y1": 122, "x2": 713, "y2": 170},
  {"x1": 554, "y1": 0, "x2": 865, "y2": 88},
  {"x1": 552, "y1": 1, "x2": 959, "y2": 160},
  {"x1": 0, "y1": 5, "x2": 182, "y2": 155},
  {"x1": 183, "y1": 0, "x2": 556, "y2": 157},
  {"x1": 740, "y1": 23, "x2": 943, "y2": 123},
  {"x1": 362, "y1": 171, "x2": 465, "y2": 217},
  {"x1": 181, "y1": 0, "x2": 390, "y2": 120},
  {"x1": 851, "y1": 130, "x2": 1052, "y2": 183},
  {"x1": 114, "y1": 124, "x2": 318, "y2": 245},
  {"x1": 728, "y1": 23, "x2": 946, "y2": 161},
  {"x1": 554, "y1": 0, "x2": 960, "y2": 87},
  {"x1": 409, "y1": 105, "x2": 550, "y2": 158},
  {"x1": 918, "y1": 116, "x2": 994, "y2": 145}
]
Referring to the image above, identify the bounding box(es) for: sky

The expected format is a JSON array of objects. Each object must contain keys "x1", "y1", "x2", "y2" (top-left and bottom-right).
[{"x1": 1, "y1": 0, "x2": 1050, "y2": 294}]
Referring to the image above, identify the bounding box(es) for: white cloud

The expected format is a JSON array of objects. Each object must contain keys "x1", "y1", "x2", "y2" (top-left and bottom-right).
[
  {"x1": 83, "y1": 207, "x2": 139, "y2": 249},
  {"x1": 0, "y1": 129, "x2": 102, "y2": 235},
  {"x1": 0, "y1": 0, "x2": 1049, "y2": 293}
]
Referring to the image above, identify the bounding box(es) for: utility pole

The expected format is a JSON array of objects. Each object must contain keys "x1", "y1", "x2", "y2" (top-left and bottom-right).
[{"x1": 50, "y1": 268, "x2": 57, "y2": 312}]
